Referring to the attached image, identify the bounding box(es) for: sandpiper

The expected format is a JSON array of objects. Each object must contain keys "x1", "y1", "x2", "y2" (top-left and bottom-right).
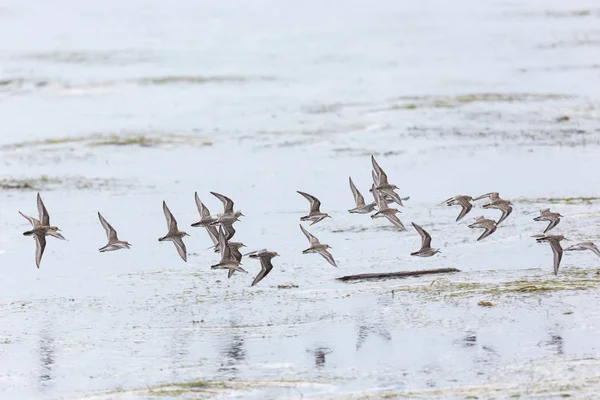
[
  {"x1": 211, "y1": 226, "x2": 247, "y2": 274},
  {"x1": 370, "y1": 185, "x2": 406, "y2": 230},
  {"x1": 564, "y1": 242, "x2": 600, "y2": 257},
  {"x1": 535, "y1": 235, "x2": 568, "y2": 275},
  {"x1": 442, "y1": 195, "x2": 473, "y2": 222},
  {"x1": 297, "y1": 191, "x2": 331, "y2": 225},
  {"x1": 158, "y1": 201, "x2": 189, "y2": 262},
  {"x1": 98, "y1": 212, "x2": 131, "y2": 252},
  {"x1": 482, "y1": 197, "x2": 513, "y2": 225},
  {"x1": 410, "y1": 222, "x2": 441, "y2": 257},
  {"x1": 245, "y1": 249, "x2": 279, "y2": 286},
  {"x1": 370, "y1": 155, "x2": 406, "y2": 206},
  {"x1": 209, "y1": 192, "x2": 244, "y2": 226},
  {"x1": 299, "y1": 224, "x2": 337, "y2": 267},
  {"x1": 225, "y1": 241, "x2": 246, "y2": 278},
  {"x1": 348, "y1": 177, "x2": 376, "y2": 214},
  {"x1": 468, "y1": 216, "x2": 497, "y2": 241},
  {"x1": 191, "y1": 192, "x2": 217, "y2": 228},
  {"x1": 533, "y1": 208, "x2": 562, "y2": 233},
  {"x1": 19, "y1": 193, "x2": 66, "y2": 268}
]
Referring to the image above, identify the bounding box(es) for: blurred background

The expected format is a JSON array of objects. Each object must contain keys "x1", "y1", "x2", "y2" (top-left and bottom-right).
[{"x1": 1, "y1": 1, "x2": 600, "y2": 399}]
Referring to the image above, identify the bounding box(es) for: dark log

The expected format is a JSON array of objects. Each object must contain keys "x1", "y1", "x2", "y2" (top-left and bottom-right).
[{"x1": 336, "y1": 268, "x2": 460, "y2": 282}]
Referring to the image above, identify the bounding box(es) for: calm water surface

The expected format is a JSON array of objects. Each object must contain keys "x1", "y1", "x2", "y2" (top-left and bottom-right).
[{"x1": 1, "y1": 1, "x2": 600, "y2": 399}]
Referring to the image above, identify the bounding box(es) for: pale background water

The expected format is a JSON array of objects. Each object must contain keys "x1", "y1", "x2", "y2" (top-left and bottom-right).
[{"x1": 1, "y1": 1, "x2": 600, "y2": 399}]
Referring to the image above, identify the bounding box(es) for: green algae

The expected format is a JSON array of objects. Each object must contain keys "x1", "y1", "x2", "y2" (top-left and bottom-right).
[{"x1": 0, "y1": 176, "x2": 133, "y2": 191}]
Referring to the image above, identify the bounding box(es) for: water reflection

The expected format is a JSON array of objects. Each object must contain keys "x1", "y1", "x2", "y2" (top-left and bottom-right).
[
  {"x1": 356, "y1": 325, "x2": 391, "y2": 351},
  {"x1": 306, "y1": 347, "x2": 332, "y2": 368},
  {"x1": 540, "y1": 328, "x2": 564, "y2": 355},
  {"x1": 218, "y1": 318, "x2": 246, "y2": 377},
  {"x1": 37, "y1": 329, "x2": 55, "y2": 390}
]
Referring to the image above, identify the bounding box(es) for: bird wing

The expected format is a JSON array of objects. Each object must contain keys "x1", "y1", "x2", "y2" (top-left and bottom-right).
[
  {"x1": 372, "y1": 185, "x2": 386, "y2": 210},
  {"x1": 411, "y1": 222, "x2": 432, "y2": 248},
  {"x1": 349, "y1": 177, "x2": 365, "y2": 207},
  {"x1": 210, "y1": 192, "x2": 234, "y2": 213},
  {"x1": 379, "y1": 187, "x2": 403, "y2": 207},
  {"x1": 384, "y1": 212, "x2": 406, "y2": 230},
  {"x1": 195, "y1": 192, "x2": 211, "y2": 219},
  {"x1": 37, "y1": 193, "x2": 50, "y2": 226},
  {"x1": 473, "y1": 192, "x2": 498, "y2": 201},
  {"x1": 34, "y1": 234, "x2": 46, "y2": 269},
  {"x1": 317, "y1": 248, "x2": 337, "y2": 267},
  {"x1": 496, "y1": 204, "x2": 513, "y2": 225},
  {"x1": 172, "y1": 237, "x2": 187, "y2": 262},
  {"x1": 299, "y1": 224, "x2": 319, "y2": 245},
  {"x1": 162, "y1": 201, "x2": 179, "y2": 232},
  {"x1": 371, "y1": 155, "x2": 389, "y2": 185},
  {"x1": 222, "y1": 223, "x2": 236, "y2": 241},
  {"x1": 218, "y1": 226, "x2": 233, "y2": 261},
  {"x1": 455, "y1": 201, "x2": 473, "y2": 222},
  {"x1": 588, "y1": 243, "x2": 600, "y2": 257},
  {"x1": 544, "y1": 218, "x2": 560, "y2": 233},
  {"x1": 252, "y1": 257, "x2": 274, "y2": 286},
  {"x1": 98, "y1": 212, "x2": 118, "y2": 241},
  {"x1": 477, "y1": 224, "x2": 497, "y2": 241},
  {"x1": 19, "y1": 212, "x2": 40, "y2": 228},
  {"x1": 297, "y1": 191, "x2": 321, "y2": 213},
  {"x1": 205, "y1": 225, "x2": 219, "y2": 246},
  {"x1": 550, "y1": 239, "x2": 563, "y2": 275}
]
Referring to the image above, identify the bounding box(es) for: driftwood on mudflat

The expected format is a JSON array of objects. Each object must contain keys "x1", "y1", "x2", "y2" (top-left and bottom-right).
[{"x1": 336, "y1": 267, "x2": 460, "y2": 282}]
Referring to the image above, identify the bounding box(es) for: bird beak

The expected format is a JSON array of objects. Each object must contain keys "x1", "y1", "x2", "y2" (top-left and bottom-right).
[
  {"x1": 241, "y1": 244, "x2": 247, "y2": 247},
  {"x1": 240, "y1": 213, "x2": 245, "y2": 217}
]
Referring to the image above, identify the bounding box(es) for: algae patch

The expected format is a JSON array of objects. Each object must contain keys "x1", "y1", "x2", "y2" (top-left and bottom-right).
[
  {"x1": 1, "y1": 133, "x2": 213, "y2": 151},
  {"x1": 0, "y1": 176, "x2": 136, "y2": 191},
  {"x1": 137, "y1": 75, "x2": 275, "y2": 85}
]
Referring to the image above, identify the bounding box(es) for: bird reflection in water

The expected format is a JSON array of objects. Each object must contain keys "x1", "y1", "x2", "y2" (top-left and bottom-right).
[
  {"x1": 306, "y1": 347, "x2": 332, "y2": 368},
  {"x1": 218, "y1": 334, "x2": 246, "y2": 376},
  {"x1": 38, "y1": 329, "x2": 55, "y2": 390}
]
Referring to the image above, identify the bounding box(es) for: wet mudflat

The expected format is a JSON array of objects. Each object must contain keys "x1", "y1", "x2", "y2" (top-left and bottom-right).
[{"x1": 2, "y1": 0, "x2": 600, "y2": 399}]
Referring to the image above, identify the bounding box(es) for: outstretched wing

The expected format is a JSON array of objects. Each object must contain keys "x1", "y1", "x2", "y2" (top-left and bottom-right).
[
  {"x1": 98, "y1": 212, "x2": 118, "y2": 241},
  {"x1": 411, "y1": 222, "x2": 432, "y2": 248},
  {"x1": 299, "y1": 224, "x2": 319, "y2": 245},
  {"x1": 19, "y1": 212, "x2": 40, "y2": 228},
  {"x1": 349, "y1": 177, "x2": 365, "y2": 207},
  {"x1": 162, "y1": 201, "x2": 178, "y2": 232},
  {"x1": 34, "y1": 234, "x2": 46, "y2": 269},
  {"x1": 195, "y1": 192, "x2": 211, "y2": 218},
  {"x1": 210, "y1": 192, "x2": 234, "y2": 213},
  {"x1": 37, "y1": 193, "x2": 50, "y2": 226},
  {"x1": 297, "y1": 191, "x2": 322, "y2": 213},
  {"x1": 550, "y1": 240, "x2": 563, "y2": 275}
]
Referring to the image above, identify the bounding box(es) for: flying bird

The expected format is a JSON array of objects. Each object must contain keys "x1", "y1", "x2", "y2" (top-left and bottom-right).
[
  {"x1": 348, "y1": 177, "x2": 376, "y2": 214},
  {"x1": 533, "y1": 208, "x2": 562, "y2": 233},
  {"x1": 297, "y1": 191, "x2": 331, "y2": 225},
  {"x1": 370, "y1": 185, "x2": 406, "y2": 230},
  {"x1": 299, "y1": 224, "x2": 337, "y2": 267},
  {"x1": 535, "y1": 235, "x2": 568, "y2": 275},
  {"x1": 209, "y1": 192, "x2": 244, "y2": 226},
  {"x1": 245, "y1": 249, "x2": 279, "y2": 286},
  {"x1": 98, "y1": 212, "x2": 131, "y2": 252},
  {"x1": 158, "y1": 201, "x2": 189, "y2": 262},
  {"x1": 211, "y1": 226, "x2": 247, "y2": 275},
  {"x1": 468, "y1": 216, "x2": 497, "y2": 241},
  {"x1": 410, "y1": 222, "x2": 441, "y2": 257},
  {"x1": 19, "y1": 193, "x2": 66, "y2": 268},
  {"x1": 442, "y1": 195, "x2": 473, "y2": 222}
]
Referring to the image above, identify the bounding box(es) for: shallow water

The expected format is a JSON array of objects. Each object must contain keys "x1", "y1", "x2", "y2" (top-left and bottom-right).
[{"x1": 2, "y1": 0, "x2": 600, "y2": 399}]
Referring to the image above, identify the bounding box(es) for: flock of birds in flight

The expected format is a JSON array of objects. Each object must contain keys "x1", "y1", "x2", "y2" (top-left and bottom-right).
[{"x1": 18, "y1": 156, "x2": 600, "y2": 283}]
